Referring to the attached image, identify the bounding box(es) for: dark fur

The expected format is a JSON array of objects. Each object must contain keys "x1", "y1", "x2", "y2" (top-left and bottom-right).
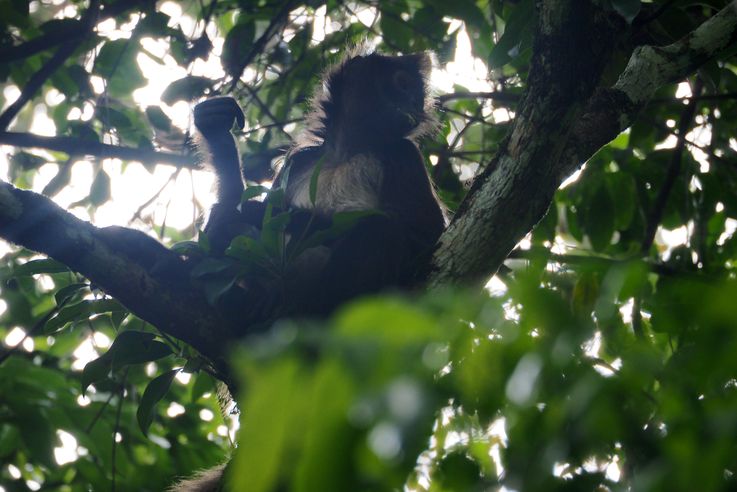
[
  {"x1": 194, "y1": 51, "x2": 445, "y2": 321},
  {"x1": 174, "y1": 50, "x2": 446, "y2": 492}
]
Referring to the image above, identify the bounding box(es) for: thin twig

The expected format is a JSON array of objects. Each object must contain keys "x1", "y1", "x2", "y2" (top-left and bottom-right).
[
  {"x1": 631, "y1": 296, "x2": 644, "y2": 339},
  {"x1": 0, "y1": 298, "x2": 70, "y2": 365},
  {"x1": 129, "y1": 169, "x2": 181, "y2": 225},
  {"x1": 641, "y1": 80, "x2": 703, "y2": 254},
  {"x1": 649, "y1": 92, "x2": 737, "y2": 103},
  {"x1": 242, "y1": 85, "x2": 293, "y2": 139},
  {"x1": 0, "y1": 132, "x2": 197, "y2": 168},
  {"x1": 442, "y1": 107, "x2": 496, "y2": 125},
  {"x1": 111, "y1": 368, "x2": 128, "y2": 492},
  {"x1": 633, "y1": 80, "x2": 704, "y2": 340},
  {"x1": 227, "y1": 0, "x2": 299, "y2": 92},
  {"x1": 0, "y1": 0, "x2": 145, "y2": 62},
  {"x1": 0, "y1": 0, "x2": 101, "y2": 130},
  {"x1": 237, "y1": 118, "x2": 302, "y2": 136},
  {"x1": 85, "y1": 391, "x2": 117, "y2": 433},
  {"x1": 438, "y1": 91, "x2": 520, "y2": 105}
]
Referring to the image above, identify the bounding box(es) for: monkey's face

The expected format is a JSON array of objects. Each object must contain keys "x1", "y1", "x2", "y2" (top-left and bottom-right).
[{"x1": 329, "y1": 53, "x2": 431, "y2": 146}]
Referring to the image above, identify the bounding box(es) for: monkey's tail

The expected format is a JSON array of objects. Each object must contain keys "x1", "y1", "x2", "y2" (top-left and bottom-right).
[{"x1": 168, "y1": 464, "x2": 225, "y2": 492}]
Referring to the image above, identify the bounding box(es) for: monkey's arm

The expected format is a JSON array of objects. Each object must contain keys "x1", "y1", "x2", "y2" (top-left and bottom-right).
[
  {"x1": 194, "y1": 97, "x2": 245, "y2": 206},
  {"x1": 195, "y1": 97, "x2": 257, "y2": 253},
  {"x1": 268, "y1": 212, "x2": 411, "y2": 319},
  {"x1": 382, "y1": 139, "x2": 446, "y2": 247}
]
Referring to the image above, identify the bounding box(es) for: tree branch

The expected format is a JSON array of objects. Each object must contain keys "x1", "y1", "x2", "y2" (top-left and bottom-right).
[
  {"x1": 0, "y1": 180, "x2": 231, "y2": 374},
  {"x1": 227, "y1": 0, "x2": 300, "y2": 91},
  {"x1": 0, "y1": 0, "x2": 101, "y2": 131},
  {"x1": 429, "y1": 0, "x2": 625, "y2": 286},
  {"x1": 437, "y1": 91, "x2": 520, "y2": 106},
  {"x1": 0, "y1": 0, "x2": 153, "y2": 63},
  {"x1": 641, "y1": 80, "x2": 703, "y2": 254},
  {"x1": 0, "y1": 131, "x2": 197, "y2": 168},
  {"x1": 560, "y1": 0, "x2": 737, "y2": 180},
  {"x1": 429, "y1": 0, "x2": 737, "y2": 287}
]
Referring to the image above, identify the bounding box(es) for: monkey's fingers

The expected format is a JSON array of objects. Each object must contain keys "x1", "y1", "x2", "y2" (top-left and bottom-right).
[{"x1": 194, "y1": 96, "x2": 245, "y2": 135}]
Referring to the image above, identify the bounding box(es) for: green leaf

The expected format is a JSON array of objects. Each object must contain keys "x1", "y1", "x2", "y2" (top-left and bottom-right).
[
  {"x1": 170, "y1": 240, "x2": 201, "y2": 256},
  {"x1": 66, "y1": 65, "x2": 94, "y2": 98},
  {"x1": 584, "y1": 184, "x2": 615, "y2": 251},
  {"x1": 161, "y1": 76, "x2": 212, "y2": 105},
  {"x1": 39, "y1": 18, "x2": 82, "y2": 36},
  {"x1": 261, "y1": 210, "x2": 290, "y2": 258},
  {"x1": 226, "y1": 235, "x2": 270, "y2": 263},
  {"x1": 488, "y1": 0, "x2": 534, "y2": 68},
  {"x1": 611, "y1": 0, "x2": 641, "y2": 24},
  {"x1": 190, "y1": 257, "x2": 234, "y2": 277},
  {"x1": 81, "y1": 354, "x2": 112, "y2": 394},
  {"x1": 81, "y1": 331, "x2": 170, "y2": 392},
  {"x1": 107, "y1": 330, "x2": 172, "y2": 370},
  {"x1": 309, "y1": 156, "x2": 326, "y2": 206},
  {"x1": 145, "y1": 106, "x2": 172, "y2": 131},
  {"x1": 92, "y1": 39, "x2": 146, "y2": 97},
  {"x1": 0, "y1": 424, "x2": 21, "y2": 458},
  {"x1": 242, "y1": 185, "x2": 270, "y2": 201},
  {"x1": 572, "y1": 272, "x2": 600, "y2": 316},
  {"x1": 436, "y1": 452, "x2": 485, "y2": 491},
  {"x1": 203, "y1": 275, "x2": 237, "y2": 306},
  {"x1": 380, "y1": 8, "x2": 414, "y2": 52},
  {"x1": 18, "y1": 409, "x2": 55, "y2": 468},
  {"x1": 13, "y1": 258, "x2": 70, "y2": 276},
  {"x1": 606, "y1": 173, "x2": 637, "y2": 230},
  {"x1": 43, "y1": 299, "x2": 128, "y2": 334},
  {"x1": 292, "y1": 361, "x2": 356, "y2": 492},
  {"x1": 89, "y1": 169, "x2": 111, "y2": 206},
  {"x1": 230, "y1": 358, "x2": 301, "y2": 492},
  {"x1": 190, "y1": 371, "x2": 217, "y2": 403},
  {"x1": 222, "y1": 21, "x2": 256, "y2": 76},
  {"x1": 198, "y1": 229, "x2": 212, "y2": 254},
  {"x1": 54, "y1": 283, "x2": 88, "y2": 305},
  {"x1": 135, "y1": 11, "x2": 171, "y2": 37},
  {"x1": 11, "y1": 151, "x2": 46, "y2": 170},
  {"x1": 297, "y1": 210, "x2": 379, "y2": 251},
  {"x1": 137, "y1": 369, "x2": 179, "y2": 436},
  {"x1": 266, "y1": 188, "x2": 287, "y2": 210}
]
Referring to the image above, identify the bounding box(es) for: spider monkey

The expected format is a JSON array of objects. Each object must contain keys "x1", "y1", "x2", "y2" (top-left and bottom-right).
[
  {"x1": 169, "y1": 50, "x2": 445, "y2": 492},
  {"x1": 195, "y1": 51, "x2": 446, "y2": 321}
]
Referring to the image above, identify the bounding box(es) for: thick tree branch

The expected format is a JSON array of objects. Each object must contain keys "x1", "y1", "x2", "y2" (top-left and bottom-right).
[
  {"x1": 0, "y1": 131, "x2": 197, "y2": 168},
  {"x1": 559, "y1": 1, "x2": 737, "y2": 180},
  {"x1": 0, "y1": 180, "x2": 230, "y2": 373},
  {"x1": 429, "y1": 0, "x2": 624, "y2": 286},
  {"x1": 429, "y1": 0, "x2": 737, "y2": 287}
]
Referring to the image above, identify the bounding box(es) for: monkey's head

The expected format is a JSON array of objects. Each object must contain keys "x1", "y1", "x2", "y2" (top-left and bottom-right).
[{"x1": 307, "y1": 51, "x2": 435, "y2": 153}]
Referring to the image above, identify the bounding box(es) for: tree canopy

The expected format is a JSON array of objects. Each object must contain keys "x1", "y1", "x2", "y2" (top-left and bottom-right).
[{"x1": 1, "y1": 0, "x2": 737, "y2": 491}]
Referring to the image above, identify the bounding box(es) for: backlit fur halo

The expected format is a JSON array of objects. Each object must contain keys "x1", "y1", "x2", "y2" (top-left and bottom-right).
[{"x1": 295, "y1": 46, "x2": 438, "y2": 148}]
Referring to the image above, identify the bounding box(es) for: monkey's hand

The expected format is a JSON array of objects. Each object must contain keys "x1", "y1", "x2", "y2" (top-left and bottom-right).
[{"x1": 194, "y1": 96, "x2": 245, "y2": 139}]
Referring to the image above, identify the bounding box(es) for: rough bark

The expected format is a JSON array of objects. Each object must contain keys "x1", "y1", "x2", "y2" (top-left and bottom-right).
[
  {"x1": 429, "y1": 0, "x2": 625, "y2": 286},
  {"x1": 0, "y1": 1, "x2": 735, "y2": 372},
  {"x1": 428, "y1": 0, "x2": 737, "y2": 287},
  {"x1": 0, "y1": 182, "x2": 231, "y2": 375}
]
